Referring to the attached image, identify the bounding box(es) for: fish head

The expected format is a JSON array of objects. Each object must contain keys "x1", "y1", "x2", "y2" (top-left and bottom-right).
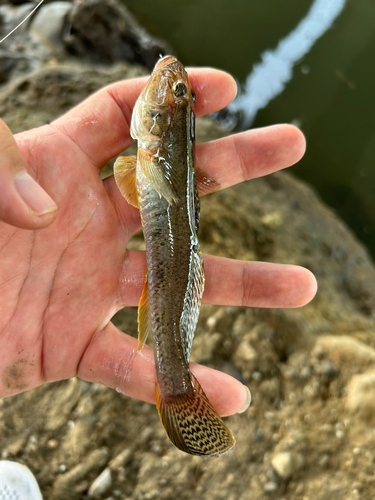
[{"x1": 131, "y1": 55, "x2": 196, "y2": 144}]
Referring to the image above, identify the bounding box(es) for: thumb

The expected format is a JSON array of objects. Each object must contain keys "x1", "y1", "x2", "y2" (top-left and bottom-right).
[{"x1": 0, "y1": 120, "x2": 57, "y2": 230}]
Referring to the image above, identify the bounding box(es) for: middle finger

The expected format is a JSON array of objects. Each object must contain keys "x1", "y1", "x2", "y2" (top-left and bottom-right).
[{"x1": 106, "y1": 124, "x2": 305, "y2": 235}]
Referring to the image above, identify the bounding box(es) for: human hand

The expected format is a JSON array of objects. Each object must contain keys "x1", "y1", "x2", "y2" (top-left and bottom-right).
[{"x1": 0, "y1": 69, "x2": 316, "y2": 414}]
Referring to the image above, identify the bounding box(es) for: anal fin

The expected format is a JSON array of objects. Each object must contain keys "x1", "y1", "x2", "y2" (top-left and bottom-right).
[
  {"x1": 137, "y1": 268, "x2": 151, "y2": 351},
  {"x1": 114, "y1": 155, "x2": 139, "y2": 208}
]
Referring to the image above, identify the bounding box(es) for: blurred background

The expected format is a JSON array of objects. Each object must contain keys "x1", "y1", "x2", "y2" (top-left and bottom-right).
[{"x1": 124, "y1": 0, "x2": 375, "y2": 262}]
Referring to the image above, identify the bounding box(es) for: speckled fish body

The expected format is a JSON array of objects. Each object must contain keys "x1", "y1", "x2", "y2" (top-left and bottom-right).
[{"x1": 114, "y1": 56, "x2": 235, "y2": 456}]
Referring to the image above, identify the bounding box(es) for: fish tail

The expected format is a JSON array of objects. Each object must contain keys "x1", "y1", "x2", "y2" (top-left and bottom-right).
[{"x1": 155, "y1": 374, "x2": 235, "y2": 457}]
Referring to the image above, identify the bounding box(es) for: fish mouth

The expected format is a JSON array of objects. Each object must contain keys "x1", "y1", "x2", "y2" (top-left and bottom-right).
[{"x1": 154, "y1": 55, "x2": 178, "y2": 70}]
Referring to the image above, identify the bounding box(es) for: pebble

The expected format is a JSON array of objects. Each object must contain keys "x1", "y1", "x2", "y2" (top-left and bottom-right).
[
  {"x1": 301, "y1": 366, "x2": 313, "y2": 379},
  {"x1": 296, "y1": 483, "x2": 304, "y2": 494},
  {"x1": 271, "y1": 452, "x2": 304, "y2": 481},
  {"x1": 318, "y1": 360, "x2": 338, "y2": 378},
  {"x1": 346, "y1": 369, "x2": 375, "y2": 421},
  {"x1": 47, "y1": 439, "x2": 58, "y2": 449},
  {"x1": 318, "y1": 454, "x2": 329, "y2": 467},
  {"x1": 260, "y1": 211, "x2": 283, "y2": 229},
  {"x1": 264, "y1": 481, "x2": 278, "y2": 493},
  {"x1": 233, "y1": 341, "x2": 258, "y2": 369},
  {"x1": 88, "y1": 468, "x2": 112, "y2": 497}
]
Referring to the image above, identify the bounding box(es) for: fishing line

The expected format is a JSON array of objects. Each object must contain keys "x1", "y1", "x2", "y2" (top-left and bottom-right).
[{"x1": 0, "y1": 0, "x2": 45, "y2": 44}]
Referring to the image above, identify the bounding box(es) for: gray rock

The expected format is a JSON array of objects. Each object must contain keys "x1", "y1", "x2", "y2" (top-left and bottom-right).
[
  {"x1": 29, "y1": 1, "x2": 71, "y2": 53},
  {"x1": 0, "y1": 3, "x2": 46, "y2": 82},
  {"x1": 64, "y1": 0, "x2": 172, "y2": 70}
]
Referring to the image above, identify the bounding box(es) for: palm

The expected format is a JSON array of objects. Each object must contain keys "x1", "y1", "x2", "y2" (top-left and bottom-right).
[
  {"x1": 1, "y1": 124, "x2": 130, "y2": 394},
  {"x1": 0, "y1": 70, "x2": 316, "y2": 416}
]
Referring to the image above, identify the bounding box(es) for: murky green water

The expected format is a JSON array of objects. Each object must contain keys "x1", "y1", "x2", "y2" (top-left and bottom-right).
[{"x1": 124, "y1": 0, "x2": 375, "y2": 261}]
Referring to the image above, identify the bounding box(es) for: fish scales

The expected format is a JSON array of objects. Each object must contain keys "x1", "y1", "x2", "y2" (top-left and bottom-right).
[{"x1": 114, "y1": 55, "x2": 235, "y2": 456}]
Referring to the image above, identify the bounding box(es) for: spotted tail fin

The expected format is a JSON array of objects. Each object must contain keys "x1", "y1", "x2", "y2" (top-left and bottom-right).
[{"x1": 155, "y1": 374, "x2": 235, "y2": 457}]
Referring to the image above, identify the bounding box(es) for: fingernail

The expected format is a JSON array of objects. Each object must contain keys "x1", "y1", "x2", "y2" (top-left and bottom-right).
[
  {"x1": 238, "y1": 385, "x2": 251, "y2": 414},
  {"x1": 14, "y1": 171, "x2": 57, "y2": 216}
]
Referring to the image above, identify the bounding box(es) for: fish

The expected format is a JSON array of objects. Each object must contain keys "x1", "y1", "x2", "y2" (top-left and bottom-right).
[{"x1": 114, "y1": 55, "x2": 235, "y2": 457}]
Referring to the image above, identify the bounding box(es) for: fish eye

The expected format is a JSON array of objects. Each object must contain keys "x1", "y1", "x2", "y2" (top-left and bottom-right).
[
  {"x1": 191, "y1": 89, "x2": 196, "y2": 103},
  {"x1": 173, "y1": 82, "x2": 187, "y2": 98}
]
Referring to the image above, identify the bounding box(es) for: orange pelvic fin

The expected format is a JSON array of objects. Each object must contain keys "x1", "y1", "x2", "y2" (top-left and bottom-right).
[
  {"x1": 155, "y1": 374, "x2": 235, "y2": 457},
  {"x1": 114, "y1": 155, "x2": 139, "y2": 208}
]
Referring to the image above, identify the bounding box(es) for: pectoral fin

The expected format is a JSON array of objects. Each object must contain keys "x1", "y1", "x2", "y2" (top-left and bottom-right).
[
  {"x1": 137, "y1": 268, "x2": 151, "y2": 351},
  {"x1": 195, "y1": 167, "x2": 220, "y2": 196},
  {"x1": 114, "y1": 155, "x2": 139, "y2": 209},
  {"x1": 138, "y1": 148, "x2": 179, "y2": 205}
]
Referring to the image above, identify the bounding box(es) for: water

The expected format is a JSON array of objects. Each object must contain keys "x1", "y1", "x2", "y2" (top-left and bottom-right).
[{"x1": 124, "y1": 0, "x2": 375, "y2": 261}]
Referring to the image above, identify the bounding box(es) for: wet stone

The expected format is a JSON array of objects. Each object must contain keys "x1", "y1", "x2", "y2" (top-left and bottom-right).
[
  {"x1": 346, "y1": 369, "x2": 375, "y2": 421},
  {"x1": 270, "y1": 452, "x2": 304, "y2": 481}
]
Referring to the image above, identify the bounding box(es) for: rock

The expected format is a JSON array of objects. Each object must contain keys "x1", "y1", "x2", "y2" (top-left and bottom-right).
[
  {"x1": 315, "y1": 335, "x2": 375, "y2": 367},
  {"x1": 64, "y1": 0, "x2": 172, "y2": 70},
  {"x1": 0, "y1": 3, "x2": 45, "y2": 83},
  {"x1": 29, "y1": 1, "x2": 71, "y2": 53},
  {"x1": 233, "y1": 340, "x2": 259, "y2": 382},
  {"x1": 0, "y1": 0, "x2": 172, "y2": 84},
  {"x1": 346, "y1": 369, "x2": 375, "y2": 421},
  {"x1": 0, "y1": 62, "x2": 147, "y2": 133},
  {"x1": 271, "y1": 452, "x2": 304, "y2": 481}
]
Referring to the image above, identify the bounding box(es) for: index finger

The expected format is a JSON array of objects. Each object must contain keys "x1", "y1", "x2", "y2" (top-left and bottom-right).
[{"x1": 47, "y1": 68, "x2": 237, "y2": 169}]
